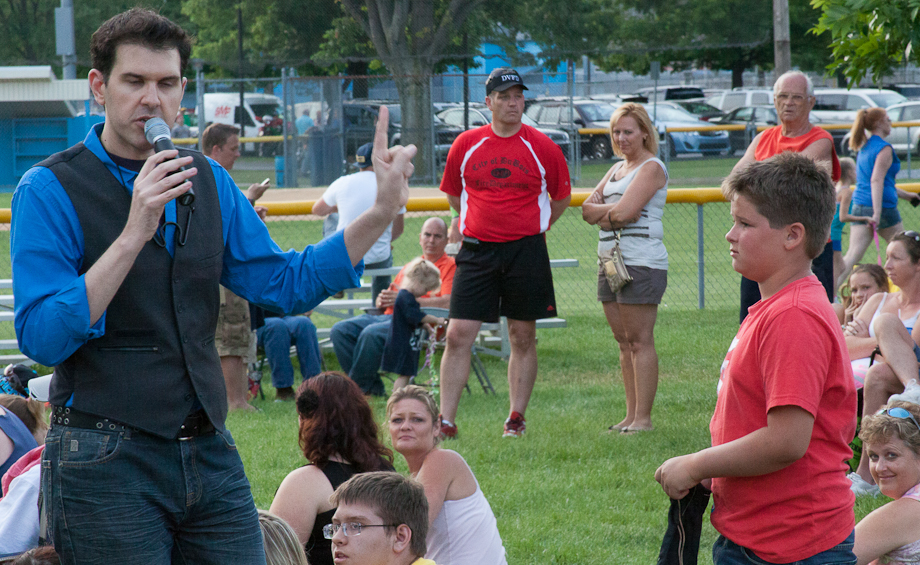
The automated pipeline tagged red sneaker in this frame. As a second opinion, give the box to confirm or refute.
[439,416,458,440]
[503,411,526,438]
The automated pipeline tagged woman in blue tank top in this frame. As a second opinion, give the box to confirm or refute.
[840,108,920,287]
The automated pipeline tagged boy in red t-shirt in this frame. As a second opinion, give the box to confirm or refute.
[656,152,857,564]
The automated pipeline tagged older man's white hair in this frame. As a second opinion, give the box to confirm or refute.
[773,70,814,97]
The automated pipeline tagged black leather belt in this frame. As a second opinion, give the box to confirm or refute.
[51,407,215,440]
[176,409,215,440]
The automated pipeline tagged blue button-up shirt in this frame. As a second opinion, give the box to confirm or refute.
[11,124,361,367]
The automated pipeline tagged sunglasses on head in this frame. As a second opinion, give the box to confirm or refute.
[901,230,920,242]
[880,406,920,433]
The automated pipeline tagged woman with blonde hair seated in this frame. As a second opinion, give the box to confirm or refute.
[854,400,920,564]
[387,385,506,565]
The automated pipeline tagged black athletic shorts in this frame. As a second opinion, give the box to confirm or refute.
[449,233,557,323]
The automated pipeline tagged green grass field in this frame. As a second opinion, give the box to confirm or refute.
[234,210,900,564]
[233,306,887,565]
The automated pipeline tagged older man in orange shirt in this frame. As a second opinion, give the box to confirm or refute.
[331,217,455,395]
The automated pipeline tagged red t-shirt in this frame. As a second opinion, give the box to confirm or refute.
[439,124,571,243]
[710,275,856,563]
[384,253,456,316]
[755,125,841,182]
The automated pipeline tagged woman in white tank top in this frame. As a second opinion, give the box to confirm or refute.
[844,231,920,495]
[387,386,506,565]
[582,103,668,434]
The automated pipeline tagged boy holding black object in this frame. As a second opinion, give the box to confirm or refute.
[656,152,857,564]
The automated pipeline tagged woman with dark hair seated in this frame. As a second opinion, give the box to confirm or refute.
[269,372,393,565]
[854,400,920,564]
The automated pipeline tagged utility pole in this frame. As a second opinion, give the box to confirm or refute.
[55,0,76,79]
[773,0,791,76]
[238,4,245,131]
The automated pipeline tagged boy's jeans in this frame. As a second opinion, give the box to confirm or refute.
[713,531,855,565]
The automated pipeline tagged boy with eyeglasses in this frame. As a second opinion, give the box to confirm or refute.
[327,471,436,565]
[656,153,857,564]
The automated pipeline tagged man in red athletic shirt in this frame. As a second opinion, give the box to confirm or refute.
[731,70,840,323]
[437,67,572,439]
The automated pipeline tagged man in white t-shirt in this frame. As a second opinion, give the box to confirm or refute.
[314,143,405,303]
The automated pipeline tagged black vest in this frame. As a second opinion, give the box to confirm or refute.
[39,144,226,438]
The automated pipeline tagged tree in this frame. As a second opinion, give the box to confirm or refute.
[593,0,831,88]
[333,0,488,181]
[811,0,918,86]
[0,0,189,73]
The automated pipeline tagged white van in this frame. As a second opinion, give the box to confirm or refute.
[202,92,282,152]
[706,89,774,112]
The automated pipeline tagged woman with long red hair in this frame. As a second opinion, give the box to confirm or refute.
[269,372,393,565]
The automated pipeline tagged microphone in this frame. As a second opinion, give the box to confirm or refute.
[144,117,195,206]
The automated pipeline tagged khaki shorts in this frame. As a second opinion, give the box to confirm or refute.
[597,265,667,304]
[215,287,253,358]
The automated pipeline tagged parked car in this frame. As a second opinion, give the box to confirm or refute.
[342,101,462,162]
[839,101,920,157]
[657,99,725,121]
[812,88,906,123]
[881,84,920,101]
[589,93,649,105]
[525,98,617,159]
[636,85,705,101]
[202,92,282,153]
[640,103,732,158]
[706,89,773,112]
[436,104,572,158]
[812,88,907,155]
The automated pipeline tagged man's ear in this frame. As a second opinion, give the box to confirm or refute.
[88,69,106,107]
[784,222,806,251]
[391,524,412,554]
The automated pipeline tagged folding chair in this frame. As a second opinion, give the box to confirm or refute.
[422,308,494,395]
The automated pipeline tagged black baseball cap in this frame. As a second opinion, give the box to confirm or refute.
[355,143,373,168]
[485,68,528,95]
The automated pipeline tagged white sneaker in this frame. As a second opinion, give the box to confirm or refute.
[889,379,920,405]
[848,472,880,497]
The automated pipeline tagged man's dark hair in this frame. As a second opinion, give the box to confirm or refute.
[202,123,241,155]
[90,8,192,82]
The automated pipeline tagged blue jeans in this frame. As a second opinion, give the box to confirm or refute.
[42,425,265,565]
[256,316,322,389]
[713,531,855,565]
[330,313,391,396]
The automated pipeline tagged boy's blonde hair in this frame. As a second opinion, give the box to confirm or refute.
[722,152,835,259]
[401,257,441,295]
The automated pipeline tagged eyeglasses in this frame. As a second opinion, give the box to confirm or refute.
[775,93,808,103]
[902,230,920,242]
[881,406,920,433]
[323,522,398,539]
